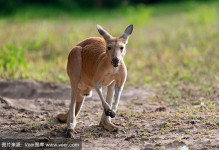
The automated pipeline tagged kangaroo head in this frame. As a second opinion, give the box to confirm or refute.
[97,24,133,67]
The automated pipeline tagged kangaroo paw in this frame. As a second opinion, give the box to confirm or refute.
[105,109,116,118]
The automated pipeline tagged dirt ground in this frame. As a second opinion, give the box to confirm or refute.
[0,80,219,150]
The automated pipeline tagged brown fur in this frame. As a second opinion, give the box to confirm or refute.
[56,25,133,137]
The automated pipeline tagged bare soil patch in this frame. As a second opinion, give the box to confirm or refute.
[0,80,219,150]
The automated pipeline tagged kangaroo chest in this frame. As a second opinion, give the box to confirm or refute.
[101,73,117,86]
[79,67,119,89]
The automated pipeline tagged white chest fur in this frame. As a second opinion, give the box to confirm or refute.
[101,66,119,86]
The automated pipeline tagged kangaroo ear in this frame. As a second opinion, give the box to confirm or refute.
[96,25,112,40]
[120,25,133,42]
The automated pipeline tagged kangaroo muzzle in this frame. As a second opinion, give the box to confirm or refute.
[111,57,120,67]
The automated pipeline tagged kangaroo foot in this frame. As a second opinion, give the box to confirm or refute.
[66,128,77,138]
[99,121,118,132]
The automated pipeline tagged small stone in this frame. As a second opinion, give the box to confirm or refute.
[155,106,166,112]
[124,134,136,141]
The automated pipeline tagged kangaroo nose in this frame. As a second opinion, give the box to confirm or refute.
[111,57,120,67]
[112,57,119,63]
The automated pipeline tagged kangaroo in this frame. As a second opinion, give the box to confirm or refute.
[57,24,133,138]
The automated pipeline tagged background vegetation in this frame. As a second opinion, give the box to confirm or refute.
[0,1,218,91]
[0,0,215,15]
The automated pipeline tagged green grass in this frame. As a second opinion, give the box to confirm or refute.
[0,45,29,79]
[0,1,219,92]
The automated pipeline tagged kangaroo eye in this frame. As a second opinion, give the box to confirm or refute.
[107,46,111,50]
[120,47,124,50]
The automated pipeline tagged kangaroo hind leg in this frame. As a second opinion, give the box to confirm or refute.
[66,46,83,138]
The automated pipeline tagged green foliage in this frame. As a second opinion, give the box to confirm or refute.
[0,0,216,15]
[0,45,28,79]
[122,4,153,27]
[0,1,218,88]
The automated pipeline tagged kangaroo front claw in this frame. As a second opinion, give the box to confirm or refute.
[105,109,116,118]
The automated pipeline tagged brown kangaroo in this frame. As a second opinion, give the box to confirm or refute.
[57,24,133,138]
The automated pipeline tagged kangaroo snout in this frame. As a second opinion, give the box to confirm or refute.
[111,57,120,67]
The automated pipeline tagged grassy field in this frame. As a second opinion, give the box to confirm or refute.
[0,1,219,101]
[0,2,219,149]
